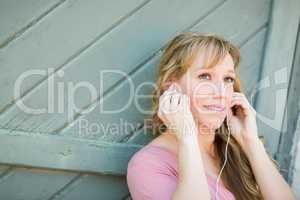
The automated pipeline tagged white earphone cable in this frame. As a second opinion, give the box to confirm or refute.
[215,116,231,200]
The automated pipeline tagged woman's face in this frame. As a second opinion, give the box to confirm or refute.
[175,52,236,131]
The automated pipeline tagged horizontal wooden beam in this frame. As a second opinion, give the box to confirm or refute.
[0,128,143,175]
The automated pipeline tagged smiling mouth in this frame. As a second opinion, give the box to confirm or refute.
[203,105,225,112]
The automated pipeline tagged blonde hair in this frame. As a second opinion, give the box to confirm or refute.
[150,31,263,200]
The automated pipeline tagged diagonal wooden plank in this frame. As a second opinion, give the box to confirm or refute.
[0,165,12,176]
[47,173,129,200]
[239,26,268,98]
[0,166,14,184]
[1,0,271,136]
[0,0,225,134]
[0,0,148,113]
[0,166,79,200]
[59,0,271,143]
[47,174,83,200]
[0,0,272,197]
[190,0,271,45]
[0,25,269,199]
[0,0,66,48]
[0,2,224,199]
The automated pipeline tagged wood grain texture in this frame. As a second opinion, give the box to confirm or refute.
[0,0,283,199]
[0,128,142,175]
[0,0,146,112]
[255,0,300,155]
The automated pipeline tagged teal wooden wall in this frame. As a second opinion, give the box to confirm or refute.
[0,0,299,199]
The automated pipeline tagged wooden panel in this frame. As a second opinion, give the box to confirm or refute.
[255,0,300,155]
[61,0,271,143]
[0,2,151,198]
[0,129,141,199]
[48,174,129,200]
[0,0,224,134]
[0,165,11,174]
[0,168,129,200]
[0,0,270,142]
[277,25,300,179]
[0,0,64,47]
[61,55,160,141]
[0,0,146,112]
[0,164,13,182]
[0,0,275,199]
[0,167,78,200]
[191,0,270,45]
[0,128,142,175]
[239,27,268,98]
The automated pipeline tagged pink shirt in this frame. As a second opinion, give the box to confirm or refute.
[127,144,236,200]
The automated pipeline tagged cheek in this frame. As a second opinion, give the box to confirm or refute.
[189,84,212,111]
[225,88,234,107]
[190,83,216,104]
[177,79,195,98]
[175,77,189,94]
[194,82,215,95]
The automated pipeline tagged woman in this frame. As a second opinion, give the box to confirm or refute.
[126,32,296,200]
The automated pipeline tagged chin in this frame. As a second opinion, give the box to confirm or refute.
[195,115,225,130]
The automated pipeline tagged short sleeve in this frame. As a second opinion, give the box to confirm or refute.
[126,149,178,200]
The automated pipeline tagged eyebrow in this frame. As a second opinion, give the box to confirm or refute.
[196,68,236,75]
[227,69,236,75]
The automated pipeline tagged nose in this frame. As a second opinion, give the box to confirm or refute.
[213,81,226,99]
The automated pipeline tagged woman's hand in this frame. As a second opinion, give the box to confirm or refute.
[157,83,198,140]
[227,92,260,151]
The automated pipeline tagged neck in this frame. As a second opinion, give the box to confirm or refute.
[164,124,217,157]
[196,123,217,157]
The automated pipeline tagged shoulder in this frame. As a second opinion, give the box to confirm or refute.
[126,135,178,200]
[127,143,174,173]
[147,133,178,156]
[127,134,177,170]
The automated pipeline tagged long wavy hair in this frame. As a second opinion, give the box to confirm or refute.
[150,32,264,200]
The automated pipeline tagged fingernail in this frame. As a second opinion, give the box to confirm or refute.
[169,84,175,90]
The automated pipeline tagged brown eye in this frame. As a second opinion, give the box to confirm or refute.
[224,76,235,83]
[198,73,210,80]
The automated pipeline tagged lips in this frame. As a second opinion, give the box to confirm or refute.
[203,104,225,112]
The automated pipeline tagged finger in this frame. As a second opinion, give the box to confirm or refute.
[161,84,176,97]
[231,95,255,113]
[232,94,250,105]
[230,99,248,109]
[159,93,172,114]
[177,93,182,105]
[232,93,251,103]
[161,89,174,100]
[230,99,251,116]
[232,92,245,97]
[170,93,180,112]
[232,94,248,102]
[181,94,190,114]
